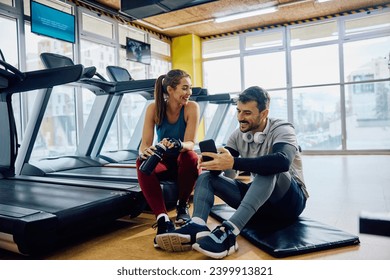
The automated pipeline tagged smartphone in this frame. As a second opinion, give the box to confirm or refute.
[199,139,221,175]
[199,139,217,162]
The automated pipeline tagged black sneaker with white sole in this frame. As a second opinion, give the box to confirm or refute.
[175,202,190,225]
[192,221,238,259]
[156,220,210,252]
[153,216,175,248]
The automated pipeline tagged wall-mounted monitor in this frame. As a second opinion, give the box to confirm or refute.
[126,37,151,65]
[30,1,75,44]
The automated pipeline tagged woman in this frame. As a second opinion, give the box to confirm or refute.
[136,69,201,248]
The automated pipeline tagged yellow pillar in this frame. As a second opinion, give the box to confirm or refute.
[171,34,205,140]
[171,34,203,87]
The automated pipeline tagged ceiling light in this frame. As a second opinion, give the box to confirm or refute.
[317,0,333,3]
[215,7,278,23]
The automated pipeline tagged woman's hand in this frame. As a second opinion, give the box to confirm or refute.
[139,145,156,160]
[161,138,174,149]
[161,138,183,152]
[139,138,183,160]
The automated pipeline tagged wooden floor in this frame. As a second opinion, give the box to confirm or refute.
[1,155,389,260]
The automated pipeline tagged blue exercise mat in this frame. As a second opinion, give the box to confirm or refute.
[210,204,360,258]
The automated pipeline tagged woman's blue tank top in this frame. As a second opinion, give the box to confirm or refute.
[156,106,186,142]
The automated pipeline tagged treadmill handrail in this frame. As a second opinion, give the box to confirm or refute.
[0,59,26,82]
[0,65,84,95]
[114,79,156,95]
[191,93,231,102]
[40,53,156,97]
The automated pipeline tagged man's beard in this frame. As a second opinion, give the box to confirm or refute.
[239,121,260,133]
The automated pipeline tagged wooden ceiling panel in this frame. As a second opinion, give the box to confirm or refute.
[91,0,390,38]
[96,0,120,10]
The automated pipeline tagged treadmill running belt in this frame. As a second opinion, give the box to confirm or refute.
[47,166,138,182]
[0,204,41,218]
[0,179,138,255]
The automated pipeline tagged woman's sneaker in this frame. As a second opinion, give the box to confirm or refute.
[192,221,238,259]
[175,202,190,225]
[156,220,210,252]
[153,216,175,248]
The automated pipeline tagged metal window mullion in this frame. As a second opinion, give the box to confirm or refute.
[74,86,83,148]
[285,26,293,124]
[338,16,347,151]
[239,35,245,91]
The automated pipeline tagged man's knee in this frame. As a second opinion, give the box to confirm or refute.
[198,171,212,180]
[194,172,213,190]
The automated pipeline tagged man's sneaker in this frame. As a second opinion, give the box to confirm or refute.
[175,202,190,225]
[192,221,238,259]
[156,220,210,252]
[153,216,175,248]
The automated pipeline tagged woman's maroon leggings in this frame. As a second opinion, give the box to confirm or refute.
[136,150,201,217]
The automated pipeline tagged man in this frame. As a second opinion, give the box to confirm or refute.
[156,86,309,259]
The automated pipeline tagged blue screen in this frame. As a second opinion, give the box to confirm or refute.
[31,1,75,44]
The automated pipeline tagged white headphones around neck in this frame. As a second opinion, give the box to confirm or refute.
[242,131,266,144]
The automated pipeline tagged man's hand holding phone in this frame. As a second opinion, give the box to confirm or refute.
[198,139,234,175]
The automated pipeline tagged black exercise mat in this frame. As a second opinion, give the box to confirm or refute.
[210,204,360,258]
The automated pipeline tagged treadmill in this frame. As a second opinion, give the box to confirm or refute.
[17,53,156,183]
[0,52,144,256]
